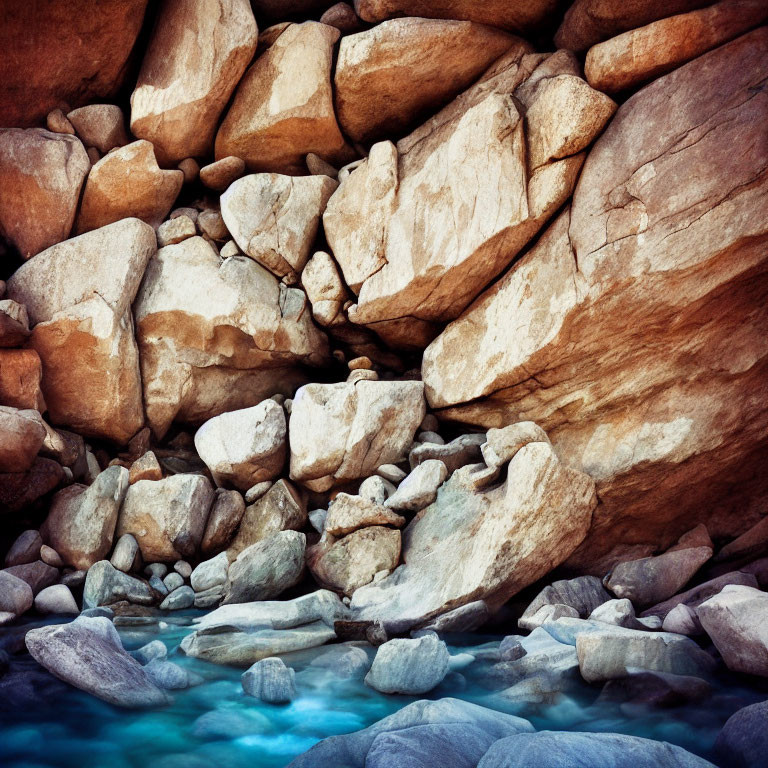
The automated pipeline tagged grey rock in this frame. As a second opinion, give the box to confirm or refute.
[61,569,87,589]
[192,708,272,740]
[160,585,195,610]
[662,604,703,636]
[0,570,33,614]
[598,667,712,708]
[376,464,406,483]
[149,574,168,595]
[309,643,372,678]
[134,640,167,664]
[174,560,192,579]
[110,533,140,573]
[419,600,490,633]
[40,544,64,568]
[163,572,184,592]
[589,598,654,630]
[384,459,447,512]
[145,659,192,690]
[241,657,296,703]
[144,563,168,579]
[519,603,579,631]
[80,606,114,619]
[82,560,155,609]
[4,560,59,594]
[190,551,229,592]
[365,633,450,695]
[499,636,526,662]
[359,475,395,505]
[409,433,486,474]
[5,529,42,567]
[194,586,224,609]
[308,508,327,533]
[715,699,768,768]
[520,575,611,626]
[34,584,78,615]
[244,480,272,504]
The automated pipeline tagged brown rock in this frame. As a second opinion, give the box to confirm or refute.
[216,22,352,175]
[129,451,163,484]
[325,493,405,537]
[199,156,246,191]
[0,457,64,512]
[0,406,46,473]
[0,300,30,347]
[156,216,196,247]
[130,0,258,165]
[0,349,45,411]
[585,0,768,94]
[0,1,149,127]
[334,18,520,144]
[201,488,246,555]
[5,530,44,568]
[422,30,768,572]
[67,104,130,154]
[177,158,199,184]
[46,109,75,135]
[320,3,361,33]
[0,128,90,259]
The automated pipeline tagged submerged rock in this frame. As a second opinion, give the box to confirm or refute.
[241,657,296,703]
[365,634,450,695]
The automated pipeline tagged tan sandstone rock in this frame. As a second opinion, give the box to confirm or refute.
[199,156,246,191]
[75,140,184,234]
[0,407,46,473]
[0,129,90,259]
[134,236,328,439]
[130,0,258,164]
[334,18,521,144]
[67,105,130,154]
[325,493,406,537]
[301,251,348,327]
[324,49,615,348]
[0,300,30,347]
[0,349,45,411]
[7,219,156,443]
[215,21,352,174]
[422,29,768,572]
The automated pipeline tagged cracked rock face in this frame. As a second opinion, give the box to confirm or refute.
[133,236,329,439]
[324,48,615,348]
[422,29,768,572]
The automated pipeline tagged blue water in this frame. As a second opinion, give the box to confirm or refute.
[0,613,763,768]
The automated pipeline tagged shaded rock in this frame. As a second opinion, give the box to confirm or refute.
[46,108,75,134]
[41,466,129,570]
[34,584,78,615]
[130,0,258,165]
[289,379,425,490]
[301,250,348,327]
[325,493,405,536]
[201,489,246,555]
[216,21,351,175]
[159,585,195,610]
[242,657,296,703]
[598,668,712,709]
[83,560,155,609]
[309,643,372,678]
[5,529,43,567]
[75,140,183,233]
[0,456,63,512]
[0,348,46,411]
[4,560,58,595]
[358,476,395,505]
[199,156,246,191]
[0,571,33,615]
[365,634,450,694]
[117,474,215,562]
[174,560,192,578]
[662,604,703,636]
[191,552,229,593]
[134,640,167,665]
[713,516,768,569]
[194,400,287,490]
[221,173,337,282]
[334,18,519,144]
[320,3,360,32]
[409,433,486,474]
[384,459,446,512]
[133,236,327,439]
[0,128,89,259]
[0,300,30,347]
[129,451,163,484]
[715,699,768,768]
[419,601,490,633]
[67,104,129,154]
[225,530,306,603]
[40,545,63,569]
[144,659,192,690]
[519,604,580,632]
[163,573,184,592]
[589,598,656,631]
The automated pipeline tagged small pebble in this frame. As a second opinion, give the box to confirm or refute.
[46,108,75,135]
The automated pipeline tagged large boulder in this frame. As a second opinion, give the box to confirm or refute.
[365,633,449,694]
[289,379,425,491]
[215,21,351,174]
[0,1,149,127]
[130,0,258,165]
[0,128,89,259]
[116,475,215,562]
[351,439,596,630]
[6,218,156,442]
[133,236,328,438]
[715,700,768,768]
[324,48,615,348]
[41,466,129,570]
[0,407,46,473]
[422,30,768,572]
[334,18,521,144]
[0,349,45,411]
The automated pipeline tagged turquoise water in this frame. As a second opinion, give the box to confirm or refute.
[0,613,763,768]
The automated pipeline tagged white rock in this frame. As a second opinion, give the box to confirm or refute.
[365,633,450,694]
[384,459,447,512]
[241,657,296,703]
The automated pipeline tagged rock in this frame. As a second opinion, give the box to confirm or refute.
[191,552,229,593]
[308,527,401,596]
[245,480,273,503]
[194,400,287,490]
[0,456,64,512]
[309,509,327,534]
[325,493,405,536]
[133,236,327,439]
[75,140,183,233]
[0,299,30,347]
[117,475,214,563]
[5,529,43,567]
[46,108,75,135]
[334,18,520,144]
[83,561,155,609]
[134,640,167,664]
[599,667,712,709]
[520,577,614,630]
[41,466,129,570]
[129,451,163,484]
[225,531,306,603]
[359,476,395,505]
[156,216,196,247]
[39,546,62,569]
[130,0,258,165]
[227,479,306,557]
[377,464,407,484]
[605,546,713,607]
[697,585,768,676]
[159,585,195,610]
[0,571,33,615]
[216,21,351,175]
[61,570,87,590]
[163,573,184,592]
[662,604,703,636]
[192,709,272,740]
[477,731,715,768]
[424,29,768,571]
[352,443,596,630]
[34,584,78,615]
[713,516,768,568]
[419,601,491,633]
[4,560,58,595]
[149,575,167,596]
[0,349,46,412]
[144,563,168,579]
[174,560,192,579]
[144,659,192,690]
[201,489,246,555]
[67,104,129,154]
[301,250,348,327]
[384,460,447,512]
[0,128,90,259]
[242,657,296,703]
[221,173,337,282]
[6,218,156,443]
[25,617,170,708]
[519,604,580,632]
[576,625,716,683]
[589,599,656,631]
[365,634,449,694]
[324,49,614,347]
[199,156,246,191]
[320,3,360,32]
[409,433,486,474]
[289,380,425,490]
[715,700,768,768]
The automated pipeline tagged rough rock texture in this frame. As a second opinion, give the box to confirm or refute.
[0,349,45,411]
[75,140,183,233]
[384,460,447,512]
[67,104,129,154]
[365,634,450,694]
[0,570,33,615]
[334,18,520,144]
[325,494,405,537]
[351,441,596,629]
[6,218,156,442]
[221,173,337,282]
[289,380,425,491]
[216,22,351,174]
[199,490,245,556]
[521,576,611,625]
[4,529,43,567]
[324,49,615,347]
[241,657,296,703]
[715,700,768,768]
[0,407,46,473]
[195,400,287,490]
[130,0,259,164]
[301,251,348,327]
[424,30,768,571]
[83,561,155,608]
[0,1,149,127]
[134,236,328,438]
[0,299,31,347]
[0,129,89,259]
